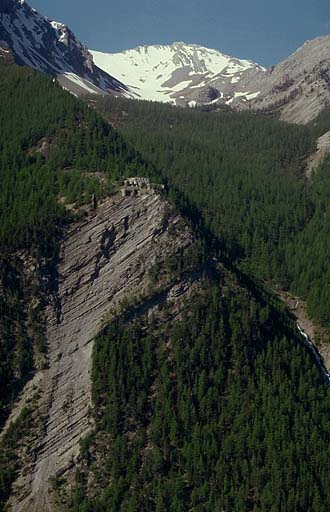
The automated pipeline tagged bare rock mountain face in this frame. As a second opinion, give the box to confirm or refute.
[243,36,330,124]
[4,189,199,511]
[0,39,14,63]
[198,35,330,124]
[305,129,330,177]
[0,0,128,96]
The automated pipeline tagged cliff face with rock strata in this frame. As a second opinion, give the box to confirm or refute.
[5,189,194,511]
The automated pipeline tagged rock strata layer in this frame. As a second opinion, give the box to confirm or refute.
[8,191,193,511]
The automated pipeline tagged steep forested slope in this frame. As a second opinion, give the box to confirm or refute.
[93,96,330,327]
[0,62,153,255]
[285,158,330,325]
[67,275,330,512]
[1,61,330,512]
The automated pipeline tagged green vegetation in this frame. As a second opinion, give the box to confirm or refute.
[285,156,330,325]
[1,61,330,511]
[0,62,156,432]
[69,279,330,512]
[94,95,330,326]
[0,63,156,504]
[0,63,153,256]
[0,408,32,511]
[0,255,40,425]
[309,108,330,139]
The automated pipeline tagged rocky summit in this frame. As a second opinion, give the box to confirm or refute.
[240,35,330,123]
[0,0,127,96]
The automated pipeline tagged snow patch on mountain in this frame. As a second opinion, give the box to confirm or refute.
[92,42,265,104]
[62,73,99,94]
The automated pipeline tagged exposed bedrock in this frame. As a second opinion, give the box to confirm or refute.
[8,191,193,511]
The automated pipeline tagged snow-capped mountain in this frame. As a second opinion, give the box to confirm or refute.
[92,42,265,105]
[93,38,330,124]
[2,0,330,124]
[0,0,127,96]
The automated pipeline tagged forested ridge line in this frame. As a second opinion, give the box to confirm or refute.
[0,62,161,256]
[92,95,330,329]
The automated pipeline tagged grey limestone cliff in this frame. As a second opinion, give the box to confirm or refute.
[243,36,330,124]
[6,190,193,511]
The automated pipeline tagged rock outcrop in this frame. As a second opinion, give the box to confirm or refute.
[242,36,330,124]
[7,190,193,511]
[279,291,330,374]
[305,130,330,177]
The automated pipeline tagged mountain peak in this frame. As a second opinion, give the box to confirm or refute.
[0,0,127,96]
[171,41,193,46]
[92,42,264,104]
